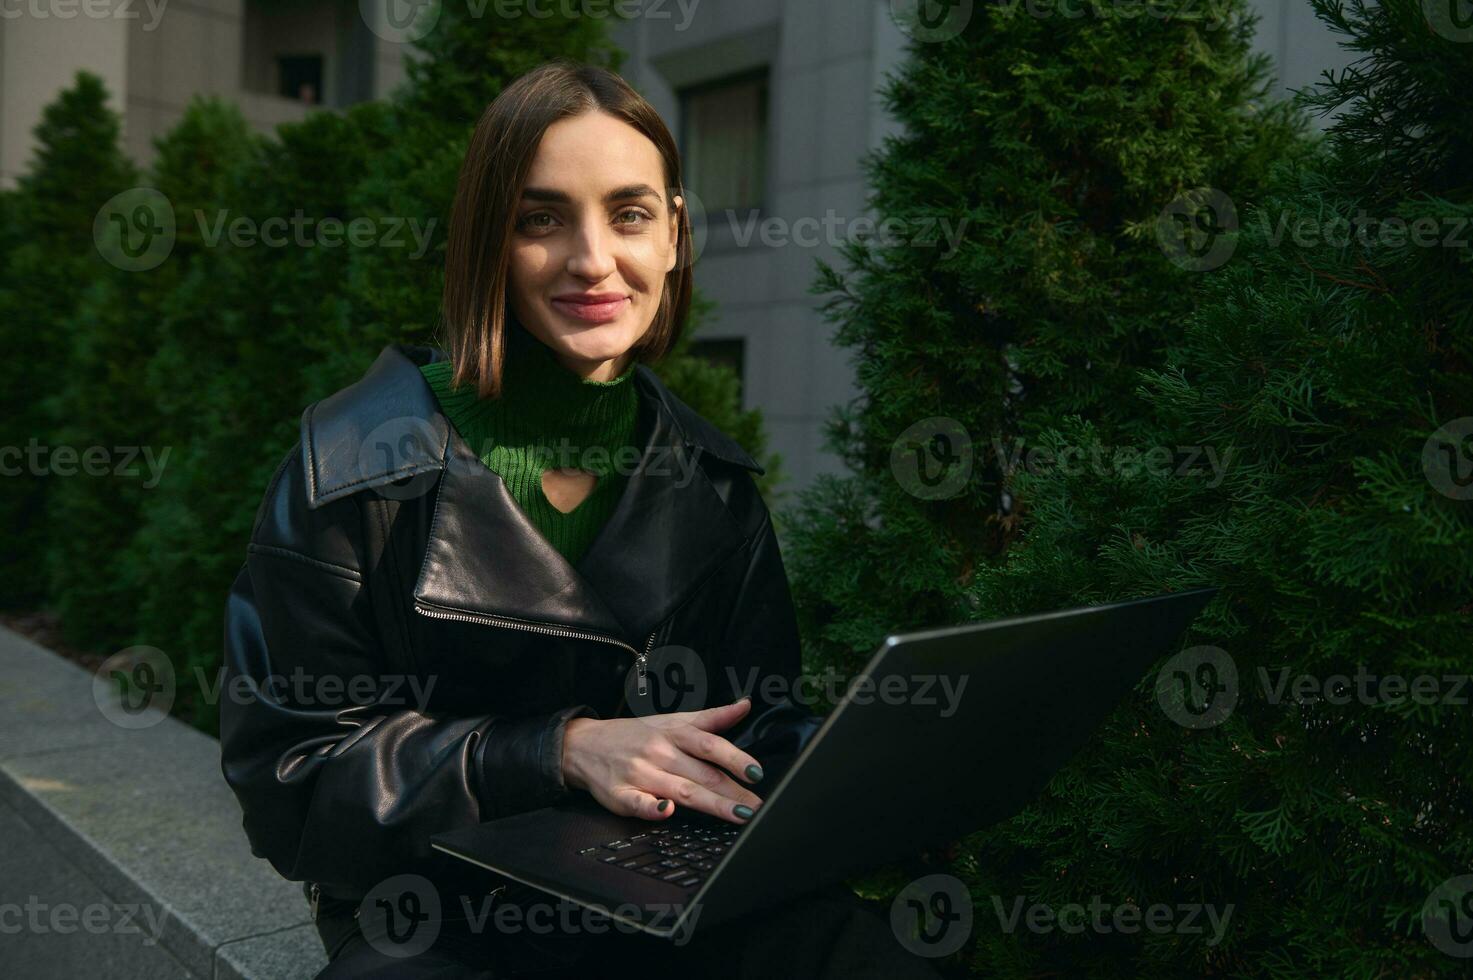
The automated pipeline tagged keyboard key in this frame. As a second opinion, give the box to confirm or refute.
[660,869,690,882]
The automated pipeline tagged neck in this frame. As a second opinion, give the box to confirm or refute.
[425,326,641,477]
[557,347,634,382]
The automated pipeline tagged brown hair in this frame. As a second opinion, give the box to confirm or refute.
[439,59,692,399]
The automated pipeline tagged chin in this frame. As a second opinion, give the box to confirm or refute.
[543,321,643,364]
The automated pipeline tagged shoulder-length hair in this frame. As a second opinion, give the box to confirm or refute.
[439,59,693,399]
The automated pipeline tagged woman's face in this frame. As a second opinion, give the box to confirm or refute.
[507,110,683,382]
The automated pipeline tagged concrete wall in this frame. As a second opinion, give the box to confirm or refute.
[0,626,326,978]
[611,0,909,497]
[611,0,1355,497]
[0,0,410,188]
[0,6,130,186]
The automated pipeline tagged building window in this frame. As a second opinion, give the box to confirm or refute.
[687,338,747,402]
[679,70,768,216]
[278,55,324,104]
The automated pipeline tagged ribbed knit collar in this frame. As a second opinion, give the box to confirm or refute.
[421,325,640,477]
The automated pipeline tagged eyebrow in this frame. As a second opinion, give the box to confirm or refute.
[519,183,664,206]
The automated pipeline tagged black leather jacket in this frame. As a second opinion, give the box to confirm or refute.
[218,342,821,905]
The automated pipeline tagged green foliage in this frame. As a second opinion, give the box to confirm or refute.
[0,72,137,608]
[785,1,1305,680]
[44,96,261,653]
[792,0,1472,975]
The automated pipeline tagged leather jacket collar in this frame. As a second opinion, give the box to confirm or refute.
[296,343,767,647]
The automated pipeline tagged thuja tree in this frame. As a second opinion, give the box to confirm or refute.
[954,0,1473,975]
[122,102,383,729]
[784,2,1304,678]
[45,96,260,653]
[0,72,136,609]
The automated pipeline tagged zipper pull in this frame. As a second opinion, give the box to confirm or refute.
[636,631,656,697]
[309,882,320,922]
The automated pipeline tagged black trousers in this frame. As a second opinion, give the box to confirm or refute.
[313,881,949,980]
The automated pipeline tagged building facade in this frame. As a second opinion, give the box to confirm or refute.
[1,0,1348,493]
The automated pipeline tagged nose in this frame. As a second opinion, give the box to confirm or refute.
[565,215,620,280]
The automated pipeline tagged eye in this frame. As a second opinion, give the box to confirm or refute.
[516,207,656,234]
[616,208,655,226]
[518,212,555,232]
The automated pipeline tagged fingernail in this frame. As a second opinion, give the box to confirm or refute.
[657,799,669,812]
[735,695,752,705]
[745,764,764,783]
[733,804,754,820]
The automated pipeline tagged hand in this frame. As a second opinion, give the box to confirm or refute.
[560,697,766,824]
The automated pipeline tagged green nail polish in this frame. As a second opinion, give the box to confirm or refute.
[657,799,669,812]
[733,804,754,820]
[745,764,764,783]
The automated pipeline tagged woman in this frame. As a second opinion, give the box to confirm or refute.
[219,61,945,979]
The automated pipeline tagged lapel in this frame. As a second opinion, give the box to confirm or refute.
[301,343,764,649]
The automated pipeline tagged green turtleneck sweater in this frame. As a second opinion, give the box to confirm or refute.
[418,326,641,566]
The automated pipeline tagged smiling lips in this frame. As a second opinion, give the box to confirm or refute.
[551,293,629,323]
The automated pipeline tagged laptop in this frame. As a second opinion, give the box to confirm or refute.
[431,588,1216,944]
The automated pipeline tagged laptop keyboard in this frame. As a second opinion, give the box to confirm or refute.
[576,819,742,889]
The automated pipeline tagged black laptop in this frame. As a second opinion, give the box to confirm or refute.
[431,588,1216,944]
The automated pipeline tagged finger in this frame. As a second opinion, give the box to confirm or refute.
[681,696,753,733]
[608,784,675,821]
[668,723,767,789]
[646,772,763,825]
[660,746,763,811]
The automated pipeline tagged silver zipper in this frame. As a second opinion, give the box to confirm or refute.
[309,882,320,922]
[415,599,642,655]
[636,630,657,696]
[415,599,657,689]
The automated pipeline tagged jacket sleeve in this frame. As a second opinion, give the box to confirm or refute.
[218,444,594,896]
[719,503,824,776]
